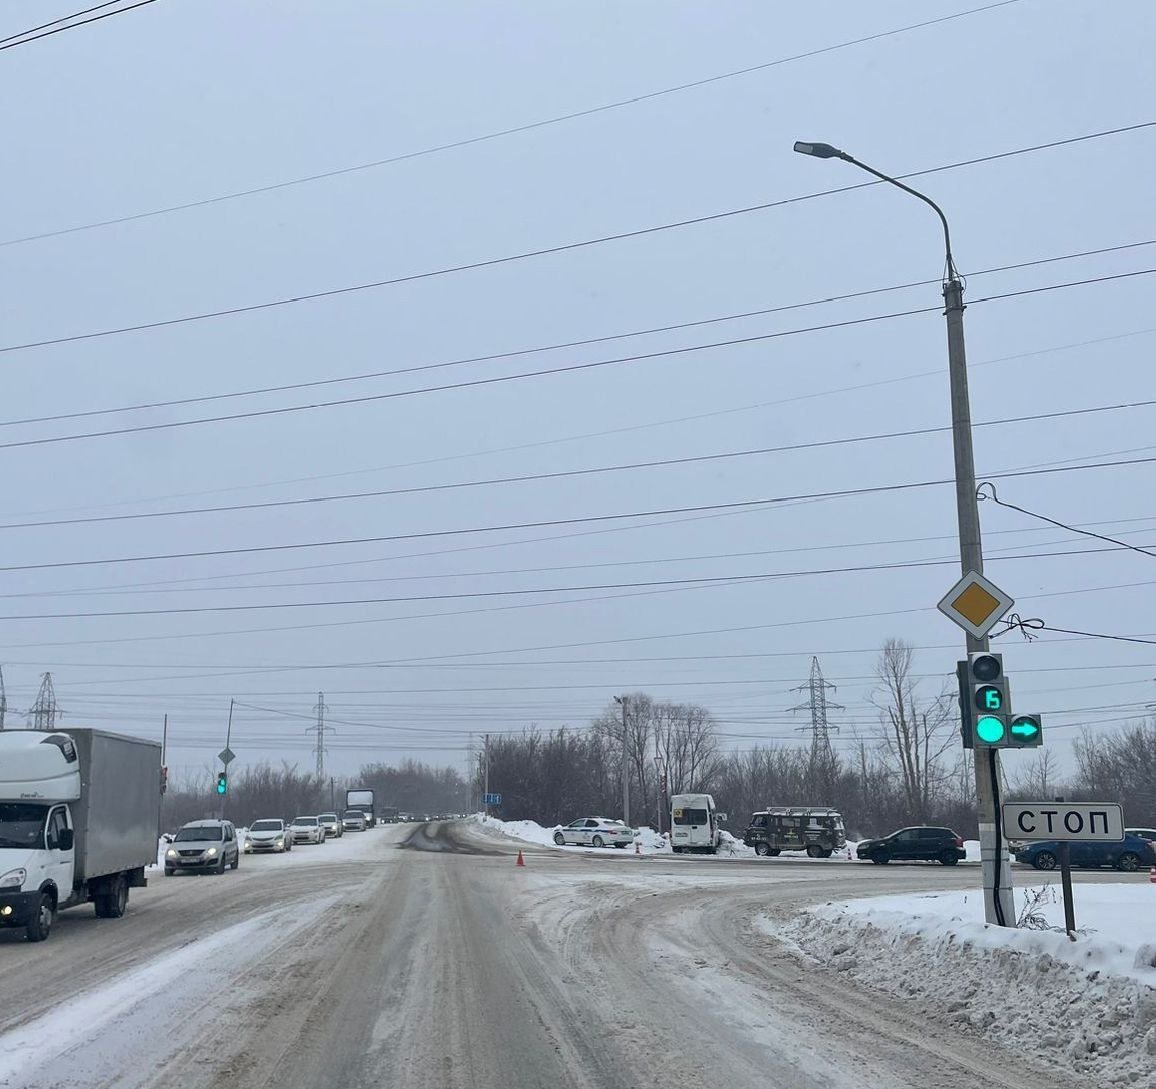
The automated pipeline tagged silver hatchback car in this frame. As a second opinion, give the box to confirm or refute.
[165,820,241,874]
[244,818,292,853]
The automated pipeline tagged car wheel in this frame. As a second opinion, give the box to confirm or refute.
[806,844,824,859]
[164,866,175,876]
[231,853,239,870]
[553,832,566,846]
[754,842,772,857]
[25,894,53,943]
[939,851,959,866]
[871,852,890,865]
[592,835,605,848]
[1116,851,1141,872]
[216,855,227,874]
[1033,850,1058,871]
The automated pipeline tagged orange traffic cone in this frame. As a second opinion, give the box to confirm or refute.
[1148,866,1156,884]
[516,849,525,867]
[635,841,641,855]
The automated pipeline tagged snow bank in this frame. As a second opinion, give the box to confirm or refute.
[765,882,1156,1086]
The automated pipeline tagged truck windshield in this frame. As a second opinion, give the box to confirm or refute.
[0,802,49,848]
[673,808,709,825]
[175,825,223,841]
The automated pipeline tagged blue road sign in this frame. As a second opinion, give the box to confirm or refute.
[484,792,502,806]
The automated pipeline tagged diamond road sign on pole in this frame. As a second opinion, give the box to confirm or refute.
[937,570,1014,640]
[218,747,235,765]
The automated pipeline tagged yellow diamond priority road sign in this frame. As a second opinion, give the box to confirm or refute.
[936,571,1014,639]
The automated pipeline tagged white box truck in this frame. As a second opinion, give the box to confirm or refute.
[345,788,376,828]
[0,728,161,942]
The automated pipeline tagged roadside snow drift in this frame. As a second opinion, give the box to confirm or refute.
[767,883,1156,1087]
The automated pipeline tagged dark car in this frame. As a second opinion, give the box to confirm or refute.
[1015,833,1155,872]
[857,826,966,866]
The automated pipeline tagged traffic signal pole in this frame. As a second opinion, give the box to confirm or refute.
[792,140,1015,926]
[945,277,1015,927]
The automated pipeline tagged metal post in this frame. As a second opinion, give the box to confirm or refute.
[616,696,631,826]
[791,140,1015,927]
[222,699,233,821]
[157,713,168,847]
[945,277,1014,927]
[1055,795,1077,938]
[483,733,490,816]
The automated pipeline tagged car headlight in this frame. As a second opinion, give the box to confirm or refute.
[0,868,27,890]
[274,837,283,845]
[206,847,218,856]
[166,848,178,858]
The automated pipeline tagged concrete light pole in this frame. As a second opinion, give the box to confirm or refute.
[614,695,630,826]
[792,140,1014,926]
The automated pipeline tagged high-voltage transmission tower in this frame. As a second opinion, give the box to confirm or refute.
[309,692,334,778]
[29,672,59,731]
[791,657,842,772]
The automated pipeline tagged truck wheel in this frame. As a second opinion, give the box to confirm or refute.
[26,894,53,942]
[95,878,129,919]
[806,845,824,859]
[755,842,772,857]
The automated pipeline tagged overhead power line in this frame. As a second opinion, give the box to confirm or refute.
[3,122,1152,358]
[2,453,1154,576]
[3,237,1150,431]
[2,394,1153,531]
[0,0,159,52]
[0,0,124,45]
[4,266,1155,454]
[0,1,1023,246]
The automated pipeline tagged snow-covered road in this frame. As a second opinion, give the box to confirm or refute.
[0,820,1144,1089]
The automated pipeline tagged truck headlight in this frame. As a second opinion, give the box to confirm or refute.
[0,868,27,890]
[166,848,178,858]
[206,847,218,857]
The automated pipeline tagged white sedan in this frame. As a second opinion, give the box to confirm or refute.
[289,816,326,845]
[553,817,636,849]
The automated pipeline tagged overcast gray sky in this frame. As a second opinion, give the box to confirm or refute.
[2,0,1154,783]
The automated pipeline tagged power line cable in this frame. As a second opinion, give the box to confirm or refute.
[4,266,1155,455]
[3,122,1152,357]
[4,450,1156,575]
[0,0,124,45]
[3,538,1154,621]
[3,450,1155,575]
[0,1,1024,245]
[13,321,1154,529]
[5,237,1150,430]
[0,0,158,52]
[978,481,1156,560]
[4,394,1152,531]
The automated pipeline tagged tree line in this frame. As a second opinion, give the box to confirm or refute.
[160,759,468,831]
[478,639,1156,838]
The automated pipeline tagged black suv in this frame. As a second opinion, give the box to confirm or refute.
[856,826,966,865]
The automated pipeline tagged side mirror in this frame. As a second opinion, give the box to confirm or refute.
[716,813,728,823]
[58,829,75,852]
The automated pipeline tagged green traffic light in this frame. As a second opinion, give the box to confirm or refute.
[975,714,1006,744]
[1010,717,1040,740]
[216,775,227,795]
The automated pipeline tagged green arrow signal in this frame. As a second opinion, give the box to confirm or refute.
[1010,718,1040,740]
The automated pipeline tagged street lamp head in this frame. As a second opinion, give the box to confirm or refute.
[793,140,846,160]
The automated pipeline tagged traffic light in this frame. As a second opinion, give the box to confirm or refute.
[965,652,1010,748]
[1009,713,1043,748]
[216,772,228,795]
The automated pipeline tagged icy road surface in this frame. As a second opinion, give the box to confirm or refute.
[0,820,1133,1089]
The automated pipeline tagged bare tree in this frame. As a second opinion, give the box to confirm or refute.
[872,638,958,821]
[1010,749,1057,798]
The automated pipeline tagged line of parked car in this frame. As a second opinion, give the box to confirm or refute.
[163,809,371,875]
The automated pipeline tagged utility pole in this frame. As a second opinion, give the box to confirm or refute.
[221,699,234,821]
[158,714,168,845]
[29,672,59,731]
[483,733,490,816]
[614,695,630,826]
[793,139,1014,925]
[0,665,6,730]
